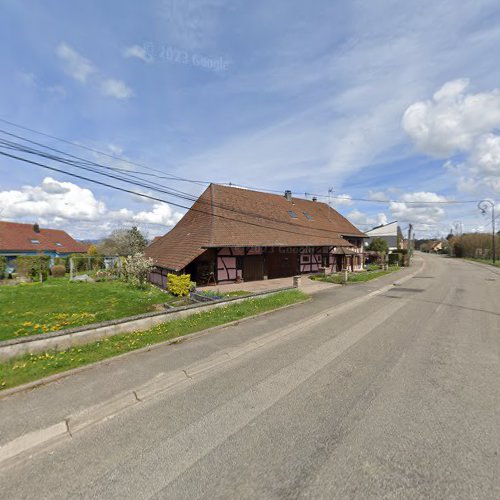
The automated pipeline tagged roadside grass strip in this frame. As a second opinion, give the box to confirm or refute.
[0,289,308,390]
[311,266,400,284]
[464,257,500,268]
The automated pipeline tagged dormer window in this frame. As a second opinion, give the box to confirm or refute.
[303,212,313,221]
[30,239,40,244]
[287,210,298,219]
[55,242,63,247]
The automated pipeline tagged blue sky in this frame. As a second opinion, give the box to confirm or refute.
[1,0,500,239]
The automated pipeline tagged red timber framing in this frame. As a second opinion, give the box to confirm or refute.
[206,241,364,285]
[150,239,364,288]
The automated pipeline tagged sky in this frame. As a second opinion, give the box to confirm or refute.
[1,0,500,240]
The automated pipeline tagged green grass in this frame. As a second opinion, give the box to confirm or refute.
[464,257,500,268]
[0,289,308,390]
[311,266,400,284]
[0,278,169,341]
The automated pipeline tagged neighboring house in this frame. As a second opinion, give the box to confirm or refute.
[145,184,367,286]
[430,240,444,253]
[0,221,88,272]
[365,221,404,251]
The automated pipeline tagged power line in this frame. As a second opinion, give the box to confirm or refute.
[0,135,364,237]
[0,117,210,186]
[0,117,484,206]
[0,150,363,243]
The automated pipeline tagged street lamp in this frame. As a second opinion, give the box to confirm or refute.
[477,200,496,264]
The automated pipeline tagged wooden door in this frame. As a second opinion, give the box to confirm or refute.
[243,255,264,281]
[266,249,299,279]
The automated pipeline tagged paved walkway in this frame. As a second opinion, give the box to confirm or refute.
[197,274,340,294]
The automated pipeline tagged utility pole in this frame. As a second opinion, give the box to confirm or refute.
[478,200,496,264]
[407,224,413,266]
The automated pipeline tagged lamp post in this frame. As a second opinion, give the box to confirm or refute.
[477,200,496,264]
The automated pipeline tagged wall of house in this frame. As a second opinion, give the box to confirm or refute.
[153,242,365,287]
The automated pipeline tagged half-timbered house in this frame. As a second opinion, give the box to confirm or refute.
[146,184,366,286]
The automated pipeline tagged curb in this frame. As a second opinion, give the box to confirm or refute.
[0,259,425,466]
[460,258,500,276]
[0,297,311,400]
[0,286,295,360]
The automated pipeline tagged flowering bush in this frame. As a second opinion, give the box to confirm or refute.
[123,253,155,288]
[95,269,118,282]
[167,273,191,296]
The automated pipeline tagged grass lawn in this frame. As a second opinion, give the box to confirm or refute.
[311,266,400,284]
[464,257,500,268]
[0,278,169,341]
[0,289,308,390]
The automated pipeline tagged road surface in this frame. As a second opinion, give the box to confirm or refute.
[1,253,499,498]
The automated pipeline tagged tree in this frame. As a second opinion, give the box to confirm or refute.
[97,226,148,256]
[367,238,389,254]
[87,244,98,256]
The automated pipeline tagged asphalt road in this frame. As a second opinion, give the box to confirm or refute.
[1,253,499,499]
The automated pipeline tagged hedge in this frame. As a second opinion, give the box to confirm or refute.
[0,256,6,279]
[15,255,51,281]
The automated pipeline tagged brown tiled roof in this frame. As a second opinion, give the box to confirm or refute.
[146,184,366,271]
[0,221,88,253]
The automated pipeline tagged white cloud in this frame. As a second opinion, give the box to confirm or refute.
[344,209,388,228]
[56,42,133,100]
[133,203,183,226]
[56,42,96,83]
[332,194,353,207]
[100,79,133,100]
[0,177,182,238]
[403,79,500,193]
[123,45,152,63]
[389,191,447,226]
[403,79,500,157]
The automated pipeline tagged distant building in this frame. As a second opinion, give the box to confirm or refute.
[146,184,367,286]
[0,221,88,271]
[365,221,404,251]
[430,241,444,253]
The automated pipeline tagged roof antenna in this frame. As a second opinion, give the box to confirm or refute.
[327,186,334,222]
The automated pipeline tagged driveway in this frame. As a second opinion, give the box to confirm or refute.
[197,273,339,294]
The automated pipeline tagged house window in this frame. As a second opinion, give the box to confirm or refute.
[303,212,313,221]
[30,239,40,244]
[55,242,63,247]
[287,210,298,218]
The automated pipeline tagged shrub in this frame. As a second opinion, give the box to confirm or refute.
[95,269,118,282]
[388,253,400,266]
[123,253,155,288]
[0,255,6,279]
[70,253,88,272]
[167,273,191,297]
[15,255,51,281]
[69,253,104,273]
[50,265,66,277]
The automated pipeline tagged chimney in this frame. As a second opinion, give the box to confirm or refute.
[284,190,292,202]
[33,223,40,233]
[312,196,317,202]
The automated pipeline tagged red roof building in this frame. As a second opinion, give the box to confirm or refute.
[0,221,88,259]
[146,184,367,286]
